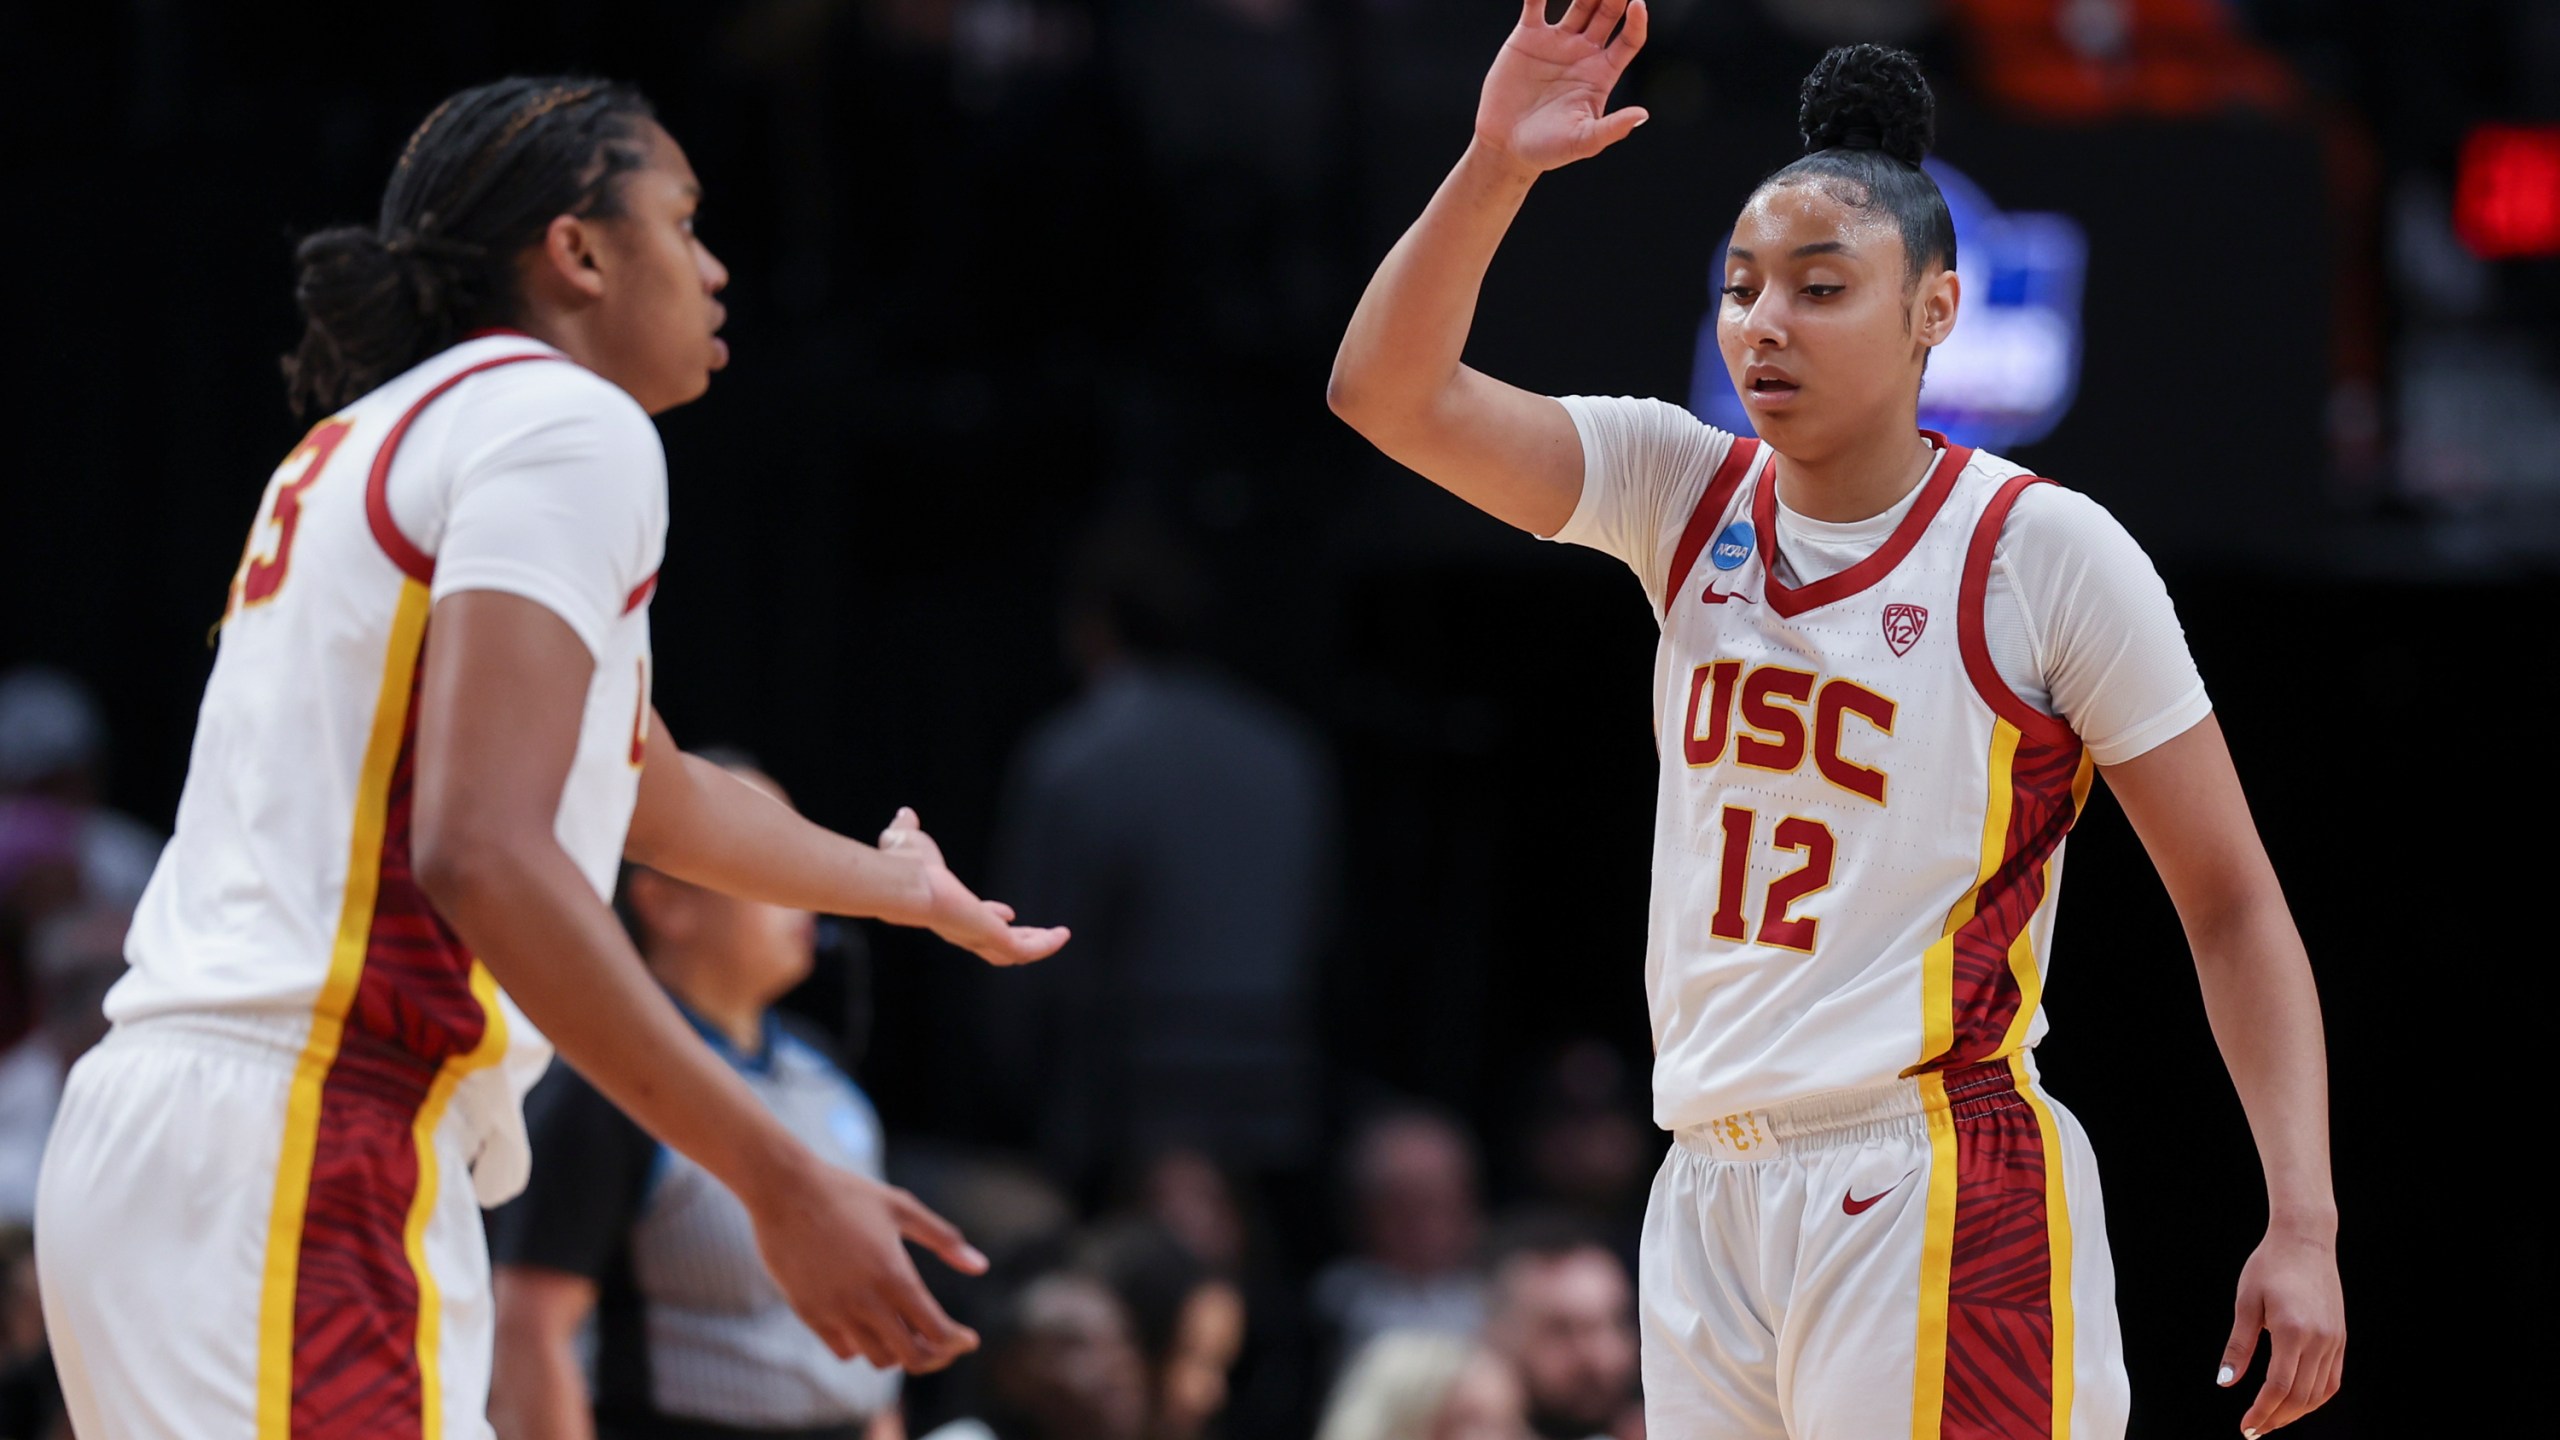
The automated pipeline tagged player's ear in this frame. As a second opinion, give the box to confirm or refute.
[530,213,607,303]
[1914,263,1958,350]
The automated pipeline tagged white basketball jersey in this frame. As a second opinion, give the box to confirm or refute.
[1645,435,2093,1131]
[113,333,663,1202]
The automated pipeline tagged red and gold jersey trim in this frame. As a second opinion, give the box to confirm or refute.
[1912,719,2093,1076]
[1663,438,1765,617]
[1958,474,2076,747]
[255,581,515,1436]
[363,353,560,584]
[1760,431,1973,618]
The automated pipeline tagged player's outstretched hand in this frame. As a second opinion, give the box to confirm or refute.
[1477,0,1651,173]
[877,806,1068,966]
[2217,1227,2345,1435]
[746,1155,989,1373]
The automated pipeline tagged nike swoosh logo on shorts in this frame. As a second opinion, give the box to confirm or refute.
[1843,1177,1911,1215]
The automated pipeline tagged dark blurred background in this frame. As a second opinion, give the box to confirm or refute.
[3,1,2555,1437]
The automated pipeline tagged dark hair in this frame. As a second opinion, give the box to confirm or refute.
[1076,1219,1210,1371]
[1752,45,1955,288]
[1485,1209,1615,1280]
[282,76,658,415]
[1067,511,1210,660]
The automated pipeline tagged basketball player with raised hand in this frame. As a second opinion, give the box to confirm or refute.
[35,78,1066,1439]
[1329,6,2342,1437]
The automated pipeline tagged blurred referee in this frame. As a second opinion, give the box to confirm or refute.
[489,754,902,1440]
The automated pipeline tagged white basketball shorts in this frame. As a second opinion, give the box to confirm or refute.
[1640,1055,2129,1440]
[36,1013,499,1440]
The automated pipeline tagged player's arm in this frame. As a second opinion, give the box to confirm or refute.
[625,719,1066,968]
[1325,0,1649,537]
[2101,718,2344,1436]
[413,590,985,1375]
[487,1266,598,1440]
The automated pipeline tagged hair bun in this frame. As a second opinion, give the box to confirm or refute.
[283,225,479,416]
[1797,44,1935,166]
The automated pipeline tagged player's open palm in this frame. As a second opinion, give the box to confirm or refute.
[2221,1231,2345,1434]
[1477,0,1651,172]
[749,1161,989,1373]
[877,806,1068,966]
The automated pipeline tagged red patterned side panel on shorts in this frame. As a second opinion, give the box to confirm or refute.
[293,1043,433,1439]
[1941,1074,2057,1439]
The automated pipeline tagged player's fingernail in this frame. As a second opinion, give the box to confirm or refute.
[961,1244,989,1270]
[2243,1429,2259,1439]
[2218,1365,2235,1387]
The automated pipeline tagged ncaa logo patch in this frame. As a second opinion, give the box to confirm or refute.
[1882,603,1929,656]
[1710,521,1754,571]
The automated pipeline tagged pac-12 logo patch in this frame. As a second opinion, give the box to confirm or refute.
[1882,603,1929,656]
[1710,521,1754,571]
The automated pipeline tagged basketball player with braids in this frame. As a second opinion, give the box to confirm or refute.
[1329,7,2343,1437]
[35,78,1067,1439]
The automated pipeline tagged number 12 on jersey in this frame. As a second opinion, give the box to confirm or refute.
[1709,807,1835,954]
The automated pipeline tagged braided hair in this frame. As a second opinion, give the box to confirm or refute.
[281,77,657,415]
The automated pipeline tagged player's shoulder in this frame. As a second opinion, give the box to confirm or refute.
[1958,447,2155,567]
[453,341,653,436]
[1558,394,1739,470]
[340,334,653,456]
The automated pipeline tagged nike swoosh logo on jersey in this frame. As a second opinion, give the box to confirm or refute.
[1843,1175,1912,1215]
[1701,586,1755,605]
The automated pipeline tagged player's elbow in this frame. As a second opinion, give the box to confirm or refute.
[413,812,530,919]
[412,827,487,916]
[1325,363,1414,449]
[1324,362,1370,428]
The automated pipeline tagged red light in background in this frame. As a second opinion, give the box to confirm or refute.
[2454,124,2560,260]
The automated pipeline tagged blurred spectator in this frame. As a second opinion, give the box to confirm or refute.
[0,668,162,1049]
[0,906,126,1226]
[1479,1217,1637,1440]
[0,1220,64,1440]
[1313,1332,1526,1440]
[892,1148,1083,1438]
[1942,0,2298,118]
[1122,1146,1312,1440]
[986,515,1333,1187]
[0,668,161,912]
[1132,1148,1250,1278]
[921,1269,1150,1440]
[1309,1109,1486,1374]
[1511,1041,1656,1279]
[487,758,902,1440]
[1076,1220,1244,1440]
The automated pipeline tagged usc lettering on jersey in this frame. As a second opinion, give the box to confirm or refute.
[1644,435,2092,1131]
[114,333,665,1205]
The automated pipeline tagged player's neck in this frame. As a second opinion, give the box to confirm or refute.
[1770,427,1940,524]
[508,309,649,412]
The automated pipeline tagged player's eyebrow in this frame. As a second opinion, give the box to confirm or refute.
[1727,242,1852,264]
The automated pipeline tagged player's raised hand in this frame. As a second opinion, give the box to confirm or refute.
[1477,0,1651,173]
[2218,1229,2345,1435]
[877,806,1068,966]
[745,1156,989,1373]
